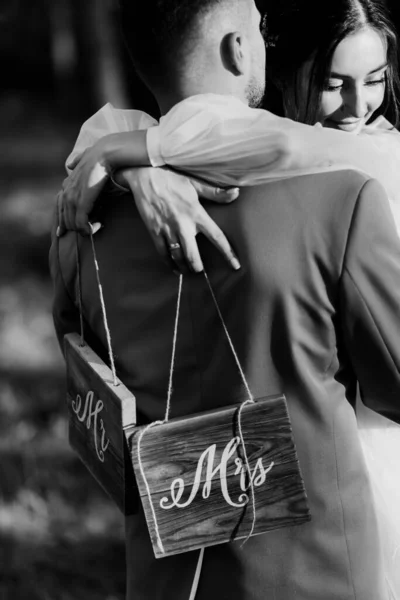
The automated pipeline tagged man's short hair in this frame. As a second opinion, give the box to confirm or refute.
[118,0,235,83]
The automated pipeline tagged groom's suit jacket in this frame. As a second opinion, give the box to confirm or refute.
[50,169,400,600]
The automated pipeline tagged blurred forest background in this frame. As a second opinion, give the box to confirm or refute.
[0,1,156,599]
[1,0,400,599]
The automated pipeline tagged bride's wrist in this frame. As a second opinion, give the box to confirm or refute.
[102,131,150,170]
[99,134,126,171]
[112,166,150,192]
[113,167,132,190]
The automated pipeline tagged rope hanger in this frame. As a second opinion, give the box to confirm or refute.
[75,226,258,595]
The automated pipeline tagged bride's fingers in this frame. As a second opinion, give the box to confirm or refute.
[66,151,85,171]
[75,189,101,235]
[63,195,76,233]
[167,236,191,274]
[147,230,179,274]
[75,171,109,235]
[199,212,241,271]
[190,179,240,204]
[56,191,66,237]
[178,231,204,273]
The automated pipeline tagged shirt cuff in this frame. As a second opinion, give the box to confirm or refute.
[146,126,165,167]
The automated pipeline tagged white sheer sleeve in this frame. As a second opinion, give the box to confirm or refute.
[65,103,157,174]
[65,95,400,227]
[146,94,400,207]
[359,117,400,234]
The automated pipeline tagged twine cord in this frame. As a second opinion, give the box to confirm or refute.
[237,400,257,545]
[89,226,118,386]
[188,547,205,600]
[203,271,254,404]
[203,270,256,545]
[75,233,85,345]
[136,274,184,555]
[165,273,183,423]
[84,227,257,590]
[137,270,257,562]
[137,420,166,555]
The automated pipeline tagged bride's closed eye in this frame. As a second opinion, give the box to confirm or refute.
[364,65,388,88]
[324,77,386,92]
[365,77,386,87]
[324,80,344,92]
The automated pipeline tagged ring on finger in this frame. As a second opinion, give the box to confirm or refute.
[169,242,181,252]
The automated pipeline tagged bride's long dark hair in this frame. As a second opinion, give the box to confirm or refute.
[264,0,400,127]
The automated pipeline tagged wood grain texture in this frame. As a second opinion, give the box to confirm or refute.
[65,333,138,515]
[129,394,310,558]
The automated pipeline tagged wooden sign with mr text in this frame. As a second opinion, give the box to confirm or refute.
[65,332,138,514]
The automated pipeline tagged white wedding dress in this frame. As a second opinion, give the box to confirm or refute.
[68,94,400,598]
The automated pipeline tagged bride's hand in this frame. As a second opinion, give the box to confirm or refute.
[57,131,149,236]
[120,167,241,273]
[57,141,112,237]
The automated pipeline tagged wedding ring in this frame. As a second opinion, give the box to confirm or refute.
[169,242,181,251]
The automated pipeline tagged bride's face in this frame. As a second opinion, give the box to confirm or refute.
[318,27,387,134]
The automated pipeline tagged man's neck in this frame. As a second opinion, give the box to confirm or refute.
[155,77,246,116]
[157,92,189,116]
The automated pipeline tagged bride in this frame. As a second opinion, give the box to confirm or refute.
[59,0,400,596]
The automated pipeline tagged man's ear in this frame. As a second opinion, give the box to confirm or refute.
[221,31,247,76]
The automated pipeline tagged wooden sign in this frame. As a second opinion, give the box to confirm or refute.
[65,333,310,558]
[65,332,138,514]
[129,394,310,558]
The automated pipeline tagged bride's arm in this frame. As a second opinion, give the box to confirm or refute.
[59,96,400,269]
[64,95,400,192]
[58,98,288,240]
[142,96,400,204]
[58,129,150,235]
[58,102,241,272]
[59,156,240,273]
[65,103,157,173]
[59,103,155,235]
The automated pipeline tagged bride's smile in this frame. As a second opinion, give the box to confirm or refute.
[319,27,388,134]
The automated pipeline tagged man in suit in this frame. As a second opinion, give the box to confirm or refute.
[50,0,400,598]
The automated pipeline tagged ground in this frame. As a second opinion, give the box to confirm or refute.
[0,95,126,600]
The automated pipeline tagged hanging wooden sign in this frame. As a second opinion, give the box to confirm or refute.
[66,331,310,558]
[128,394,310,558]
[64,231,311,562]
[65,332,138,514]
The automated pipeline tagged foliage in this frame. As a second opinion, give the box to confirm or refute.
[0,100,125,600]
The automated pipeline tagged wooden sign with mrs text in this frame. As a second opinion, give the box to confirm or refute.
[65,332,138,514]
[129,394,310,558]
